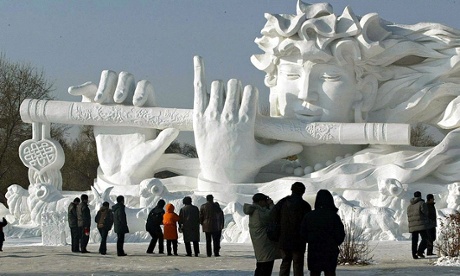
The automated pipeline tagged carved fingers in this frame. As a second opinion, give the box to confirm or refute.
[68,70,157,107]
[193,56,258,125]
[193,55,208,115]
[222,79,242,122]
[95,70,118,103]
[133,80,157,107]
[68,81,98,103]
[240,84,258,124]
[114,71,136,104]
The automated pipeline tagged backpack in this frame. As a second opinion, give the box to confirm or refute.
[146,208,163,231]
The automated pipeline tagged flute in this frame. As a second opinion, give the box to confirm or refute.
[20,99,411,145]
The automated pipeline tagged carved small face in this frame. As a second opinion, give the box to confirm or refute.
[272,58,357,123]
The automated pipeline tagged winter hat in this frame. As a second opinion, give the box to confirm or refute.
[252,193,269,203]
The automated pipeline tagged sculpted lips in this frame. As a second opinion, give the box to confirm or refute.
[295,105,322,122]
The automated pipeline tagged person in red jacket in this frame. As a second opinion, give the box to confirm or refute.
[163,203,180,256]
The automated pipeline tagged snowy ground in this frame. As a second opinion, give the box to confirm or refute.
[2,239,460,275]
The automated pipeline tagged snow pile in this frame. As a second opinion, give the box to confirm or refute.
[434,256,460,266]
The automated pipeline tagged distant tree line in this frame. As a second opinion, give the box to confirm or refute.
[0,54,53,198]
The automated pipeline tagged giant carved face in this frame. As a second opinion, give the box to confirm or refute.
[273,57,358,123]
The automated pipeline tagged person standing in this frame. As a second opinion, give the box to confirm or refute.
[407,191,430,259]
[77,194,91,253]
[301,190,345,276]
[271,182,311,276]
[0,217,7,251]
[163,203,180,256]
[113,195,129,257]
[146,199,166,254]
[426,194,437,256]
[243,193,280,276]
[200,194,224,257]
[67,197,81,252]
[179,196,200,257]
[95,201,114,255]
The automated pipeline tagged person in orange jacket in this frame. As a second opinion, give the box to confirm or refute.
[163,203,180,256]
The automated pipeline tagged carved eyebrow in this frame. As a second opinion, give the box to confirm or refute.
[278,64,302,73]
[279,63,302,69]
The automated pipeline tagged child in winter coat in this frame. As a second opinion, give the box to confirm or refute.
[163,203,180,256]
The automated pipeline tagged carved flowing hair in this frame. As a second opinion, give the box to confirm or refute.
[251,1,460,129]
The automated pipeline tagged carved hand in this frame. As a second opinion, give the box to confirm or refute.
[193,56,302,183]
[68,71,179,185]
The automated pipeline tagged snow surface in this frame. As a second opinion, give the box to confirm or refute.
[1,239,460,275]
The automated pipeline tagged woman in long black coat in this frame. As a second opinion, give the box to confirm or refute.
[301,190,345,276]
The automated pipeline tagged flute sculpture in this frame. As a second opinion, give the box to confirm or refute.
[20,99,410,145]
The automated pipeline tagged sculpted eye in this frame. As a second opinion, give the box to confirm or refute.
[286,73,301,80]
[321,74,341,81]
[280,69,301,80]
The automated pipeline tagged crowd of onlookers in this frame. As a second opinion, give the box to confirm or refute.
[63,182,345,275]
[0,182,438,276]
[244,182,345,276]
[0,182,350,276]
[67,193,224,258]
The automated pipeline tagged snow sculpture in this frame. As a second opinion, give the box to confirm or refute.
[10,1,460,242]
[19,122,64,191]
[5,184,30,224]
[139,178,171,208]
[41,211,67,246]
[446,183,460,211]
[333,193,403,240]
[27,183,69,225]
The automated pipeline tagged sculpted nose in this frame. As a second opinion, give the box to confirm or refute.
[298,72,318,102]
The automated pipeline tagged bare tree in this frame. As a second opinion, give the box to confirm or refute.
[0,54,55,194]
[410,123,438,147]
[60,125,98,191]
[339,214,374,265]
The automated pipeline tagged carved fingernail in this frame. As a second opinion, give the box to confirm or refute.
[115,91,124,99]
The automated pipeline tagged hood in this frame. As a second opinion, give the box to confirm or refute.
[165,203,175,213]
[410,197,424,205]
[243,203,257,215]
[314,189,338,212]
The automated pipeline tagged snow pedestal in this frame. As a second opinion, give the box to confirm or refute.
[41,211,68,246]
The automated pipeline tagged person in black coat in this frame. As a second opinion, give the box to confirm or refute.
[67,197,81,252]
[0,217,7,251]
[426,193,437,256]
[77,194,91,253]
[301,189,345,276]
[145,199,166,254]
[113,195,129,256]
[179,196,201,257]
[200,194,224,257]
[271,182,312,276]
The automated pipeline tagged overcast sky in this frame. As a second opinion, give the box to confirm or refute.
[1,0,459,142]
